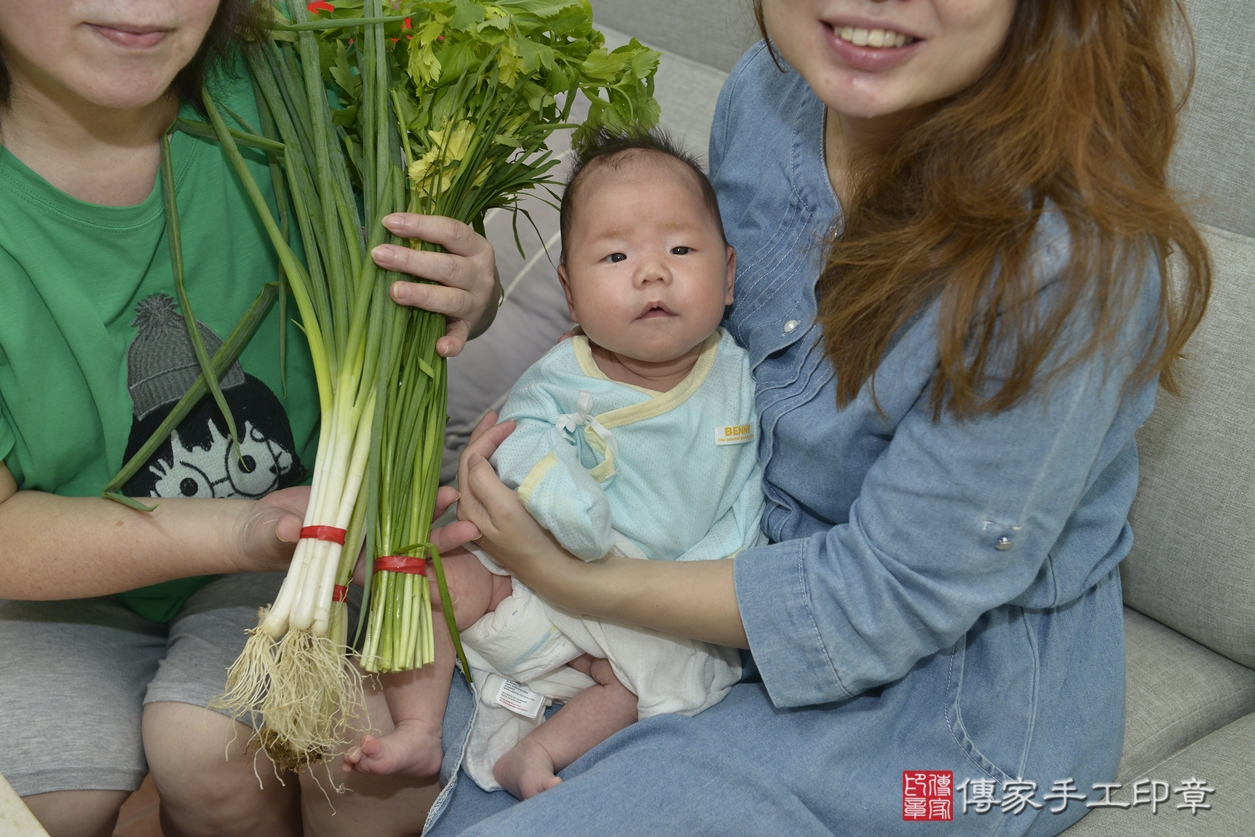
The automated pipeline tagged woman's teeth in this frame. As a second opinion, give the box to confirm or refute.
[837,27,912,49]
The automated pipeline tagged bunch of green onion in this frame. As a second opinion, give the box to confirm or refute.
[193,0,658,770]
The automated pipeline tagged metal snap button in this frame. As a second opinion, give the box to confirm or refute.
[995,536,1013,551]
[783,319,799,334]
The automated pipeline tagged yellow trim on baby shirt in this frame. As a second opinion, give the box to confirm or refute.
[585,430,616,483]
[569,331,723,482]
[571,337,663,397]
[517,451,560,508]
[571,332,722,430]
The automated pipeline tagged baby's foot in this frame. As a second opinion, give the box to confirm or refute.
[493,738,564,800]
[342,719,443,777]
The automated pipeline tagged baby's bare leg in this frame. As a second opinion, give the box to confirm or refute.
[493,654,638,800]
[344,551,511,776]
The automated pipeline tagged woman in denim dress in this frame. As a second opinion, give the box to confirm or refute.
[423,0,1211,835]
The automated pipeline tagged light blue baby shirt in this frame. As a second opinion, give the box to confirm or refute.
[491,329,765,563]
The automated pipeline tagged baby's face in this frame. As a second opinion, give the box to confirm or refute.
[558,159,735,365]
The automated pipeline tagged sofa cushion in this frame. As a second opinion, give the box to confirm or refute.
[590,0,756,73]
[600,28,733,162]
[1120,224,1255,668]
[1117,608,1255,782]
[1173,0,1255,236]
[1060,712,1255,835]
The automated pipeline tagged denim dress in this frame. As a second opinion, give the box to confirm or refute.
[424,42,1152,837]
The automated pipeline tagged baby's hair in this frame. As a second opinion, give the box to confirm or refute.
[559,128,727,263]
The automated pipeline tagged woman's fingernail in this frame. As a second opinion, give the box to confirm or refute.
[382,213,402,227]
[468,454,486,467]
[391,281,411,301]
[372,244,393,264]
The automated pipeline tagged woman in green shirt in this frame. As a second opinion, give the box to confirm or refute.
[0,2,496,835]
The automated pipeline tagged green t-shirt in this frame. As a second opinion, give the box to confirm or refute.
[0,71,320,622]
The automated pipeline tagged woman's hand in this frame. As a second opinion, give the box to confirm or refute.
[456,414,748,647]
[349,486,481,586]
[233,486,309,573]
[460,450,576,592]
[428,484,486,559]
[372,213,500,358]
[452,413,578,596]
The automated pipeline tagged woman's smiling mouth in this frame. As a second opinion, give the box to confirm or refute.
[821,18,925,73]
[833,25,916,49]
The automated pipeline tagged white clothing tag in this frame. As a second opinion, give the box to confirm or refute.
[492,677,546,720]
[715,423,755,446]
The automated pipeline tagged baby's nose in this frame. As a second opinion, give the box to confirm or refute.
[635,257,672,284]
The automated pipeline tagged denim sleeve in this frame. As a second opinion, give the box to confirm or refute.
[735,288,1157,709]
[708,82,730,182]
[708,42,762,184]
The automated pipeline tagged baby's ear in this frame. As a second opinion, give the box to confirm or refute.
[556,264,579,321]
[723,246,737,305]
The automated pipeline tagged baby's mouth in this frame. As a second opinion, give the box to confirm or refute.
[638,302,675,319]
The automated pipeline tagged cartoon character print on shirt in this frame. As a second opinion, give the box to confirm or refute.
[119,294,305,499]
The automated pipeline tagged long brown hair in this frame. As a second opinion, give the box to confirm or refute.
[0,0,268,110]
[757,0,1210,416]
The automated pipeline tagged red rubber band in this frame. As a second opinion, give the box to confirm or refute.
[374,556,427,575]
[332,584,349,603]
[300,525,346,545]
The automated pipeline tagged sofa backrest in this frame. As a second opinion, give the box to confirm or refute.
[1118,0,1255,669]
[591,0,756,73]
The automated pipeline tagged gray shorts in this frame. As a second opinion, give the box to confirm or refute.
[0,572,299,797]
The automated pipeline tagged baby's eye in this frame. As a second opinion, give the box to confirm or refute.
[605,253,626,263]
[671,246,693,255]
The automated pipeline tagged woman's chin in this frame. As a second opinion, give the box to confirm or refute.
[76,72,182,112]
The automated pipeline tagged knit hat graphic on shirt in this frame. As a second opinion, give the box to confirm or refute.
[119,293,304,500]
[127,293,246,420]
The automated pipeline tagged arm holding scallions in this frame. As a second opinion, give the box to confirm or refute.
[0,462,307,601]
[0,215,498,604]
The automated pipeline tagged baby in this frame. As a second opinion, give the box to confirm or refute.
[345,130,765,799]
